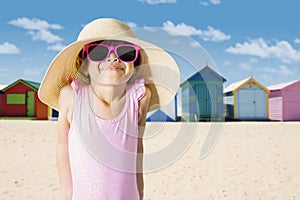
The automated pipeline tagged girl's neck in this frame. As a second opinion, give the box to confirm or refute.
[89,82,126,105]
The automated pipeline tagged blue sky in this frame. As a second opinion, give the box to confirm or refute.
[1,0,300,88]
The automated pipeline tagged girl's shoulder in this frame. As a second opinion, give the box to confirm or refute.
[59,84,74,99]
[58,84,74,112]
[140,86,151,103]
[137,86,151,125]
[58,84,74,124]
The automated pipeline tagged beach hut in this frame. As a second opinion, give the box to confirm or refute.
[224,75,269,120]
[48,107,59,120]
[146,109,174,122]
[268,80,300,121]
[0,84,7,117]
[146,96,178,122]
[0,79,48,119]
[180,66,226,122]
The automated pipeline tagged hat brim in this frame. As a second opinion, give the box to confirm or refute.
[38,35,180,112]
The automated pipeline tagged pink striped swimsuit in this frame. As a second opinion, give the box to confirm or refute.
[68,79,145,200]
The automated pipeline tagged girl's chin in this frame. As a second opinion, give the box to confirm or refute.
[94,78,130,86]
[91,72,133,85]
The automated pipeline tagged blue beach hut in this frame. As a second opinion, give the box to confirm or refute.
[180,66,226,122]
[146,109,174,122]
[146,96,178,122]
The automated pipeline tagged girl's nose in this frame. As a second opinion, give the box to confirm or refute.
[106,52,119,62]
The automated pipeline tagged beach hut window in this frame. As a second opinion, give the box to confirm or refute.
[6,94,26,104]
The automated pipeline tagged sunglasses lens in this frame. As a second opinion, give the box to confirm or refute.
[87,45,108,61]
[117,46,137,62]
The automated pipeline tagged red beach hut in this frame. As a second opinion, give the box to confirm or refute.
[0,79,48,119]
[268,80,300,121]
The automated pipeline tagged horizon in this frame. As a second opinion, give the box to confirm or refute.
[1,0,300,88]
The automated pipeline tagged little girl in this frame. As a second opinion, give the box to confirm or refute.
[38,18,179,200]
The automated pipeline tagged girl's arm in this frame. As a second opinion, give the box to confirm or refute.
[56,85,74,200]
[137,86,151,200]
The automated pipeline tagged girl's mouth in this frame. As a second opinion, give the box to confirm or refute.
[100,65,124,71]
[107,66,124,71]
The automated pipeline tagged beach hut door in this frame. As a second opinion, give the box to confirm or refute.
[26,91,34,117]
[238,88,266,119]
[197,84,217,117]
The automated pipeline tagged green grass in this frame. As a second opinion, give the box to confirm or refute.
[0,117,37,120]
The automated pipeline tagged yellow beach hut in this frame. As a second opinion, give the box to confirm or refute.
[224,75,269,120]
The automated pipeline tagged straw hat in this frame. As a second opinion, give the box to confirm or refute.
[38,18,180,112]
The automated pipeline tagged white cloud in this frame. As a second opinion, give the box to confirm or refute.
[8,17,63,44]
[201,26,230,42]
[126,21,138,29]
[294,38,300,44]
[138,0,176,4]
[226,38,300,63]
[199,0,221,6]
[0,42,20,54]
[163,21,201,36]
[162,21,230,42]
[226,38,269,57]
[47,43,66,51]
[28,29,62,43]
[199,1,209,6]
[210,0,221,5]
[257,65,295,75]
[8,17,62,31]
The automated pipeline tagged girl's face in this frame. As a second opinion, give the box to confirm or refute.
[88,52,135,86]
[83,40,139,86]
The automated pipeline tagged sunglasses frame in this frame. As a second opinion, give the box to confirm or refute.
[82,43,140,63]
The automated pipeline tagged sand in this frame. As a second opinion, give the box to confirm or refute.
[1,120,300,199]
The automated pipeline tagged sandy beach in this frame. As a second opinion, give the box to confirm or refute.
[1,120,300,200]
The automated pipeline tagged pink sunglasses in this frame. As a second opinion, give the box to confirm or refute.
[82,43,140,63]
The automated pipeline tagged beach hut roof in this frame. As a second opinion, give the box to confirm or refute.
[267,80,300,91]
[224,75,269,94]
[147,109,175,122]
[1,79,40,92]
[180,65,226,85]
